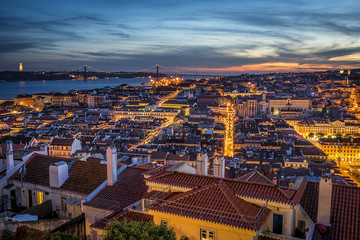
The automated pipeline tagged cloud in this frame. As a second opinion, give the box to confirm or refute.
[178,62,360,73]
[329,53,360,62]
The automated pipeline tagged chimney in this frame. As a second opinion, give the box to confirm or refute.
[272,177,277,185]
[49,161,69,188]
[106,146,117,186]
[317,177,332,225]
[40,145,48,155]
[213,155,225,178]
[6,141,14,171]
[196,152,208,176]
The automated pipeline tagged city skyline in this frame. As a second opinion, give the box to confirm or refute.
[1,0,360,73]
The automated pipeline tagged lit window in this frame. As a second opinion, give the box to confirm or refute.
[37,191,44,205]
[200,229,215,240]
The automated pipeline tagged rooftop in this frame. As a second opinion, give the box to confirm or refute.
[84,166,149,210]
[9,153,107,195]
[148,180,271,231]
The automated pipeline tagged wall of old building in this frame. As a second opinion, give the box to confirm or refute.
[149,210,257,240]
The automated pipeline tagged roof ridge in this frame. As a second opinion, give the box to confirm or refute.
[238,171,256,181]
[291,178,308,204]
[217,181,251,224]
[254,170,275,185]
[148,181,267,230]
[151,170,175,179]
[160,181,218,204]
[155,170,278,187]
[275,185,292,200]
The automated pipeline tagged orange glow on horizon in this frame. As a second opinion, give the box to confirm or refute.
[176,62,360,73]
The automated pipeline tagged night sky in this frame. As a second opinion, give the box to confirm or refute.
[1,0,360,73]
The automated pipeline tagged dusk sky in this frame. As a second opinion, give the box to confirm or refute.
[1,0,360,73]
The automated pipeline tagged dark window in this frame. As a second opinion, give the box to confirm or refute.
[27,189,33,208]
[298,220,305,233]
[273,214,283,234]
[10,190,16,210]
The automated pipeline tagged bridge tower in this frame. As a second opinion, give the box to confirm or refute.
[84,65,87,80]
[156,64,159,82]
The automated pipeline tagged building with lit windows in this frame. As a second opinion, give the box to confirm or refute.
[269,98,311,114]
[318,137,360,165]
[113,107,180,124]
[49,138,82,157]
[295,120,360,137]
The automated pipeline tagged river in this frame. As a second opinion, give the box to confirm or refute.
[0,78,150,99]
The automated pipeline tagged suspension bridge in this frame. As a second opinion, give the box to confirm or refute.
[68,64,233,80]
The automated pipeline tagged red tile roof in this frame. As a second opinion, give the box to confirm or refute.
[166,154,190,161]
[300,180,360,240]
[330,184,360,240]
[1,144,26,155]
[236,170,275,185]
[300,181,319,223]
[146,171,301,204]
[143,165,170,178]
[150,152,168,160]
[86,157,103,164]
[91,209,153,230]
[84,166,149,210]
[9,153,107,195]
[50,138,74,146]
[143,190,180,201]
[148,180,271,230]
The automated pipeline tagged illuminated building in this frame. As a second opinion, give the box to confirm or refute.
[235,94,268,118]
[318,138,360,165]
[19,63,23,72]
[114,107,180,125]
[295,120,360,136]
[149,77,182,87]
[224,103,234,157]
[269,98,311,114]
[49,138,82,157]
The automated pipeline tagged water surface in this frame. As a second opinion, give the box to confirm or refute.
[0,78,149,99]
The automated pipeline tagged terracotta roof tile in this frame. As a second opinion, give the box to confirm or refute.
[300,181,319,223]
[236,170,275,185]
[143,166,170,178]
[85,166,149,210]
[300,181,360,239]
[166,154,190,161]
[150,152,168,160]
[146,171,300,204]
[143,190,180,201]
[50,138,74,146]
[330,184,360,240]
[91,209,153,230]
[148,180,271,230]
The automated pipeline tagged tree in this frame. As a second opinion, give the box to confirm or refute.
[353,133,360,138]
[308,132,314,139]
[15,226,49,240]
[49,232,78,240]
[317,133,324,139]
[103,220,176,240]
